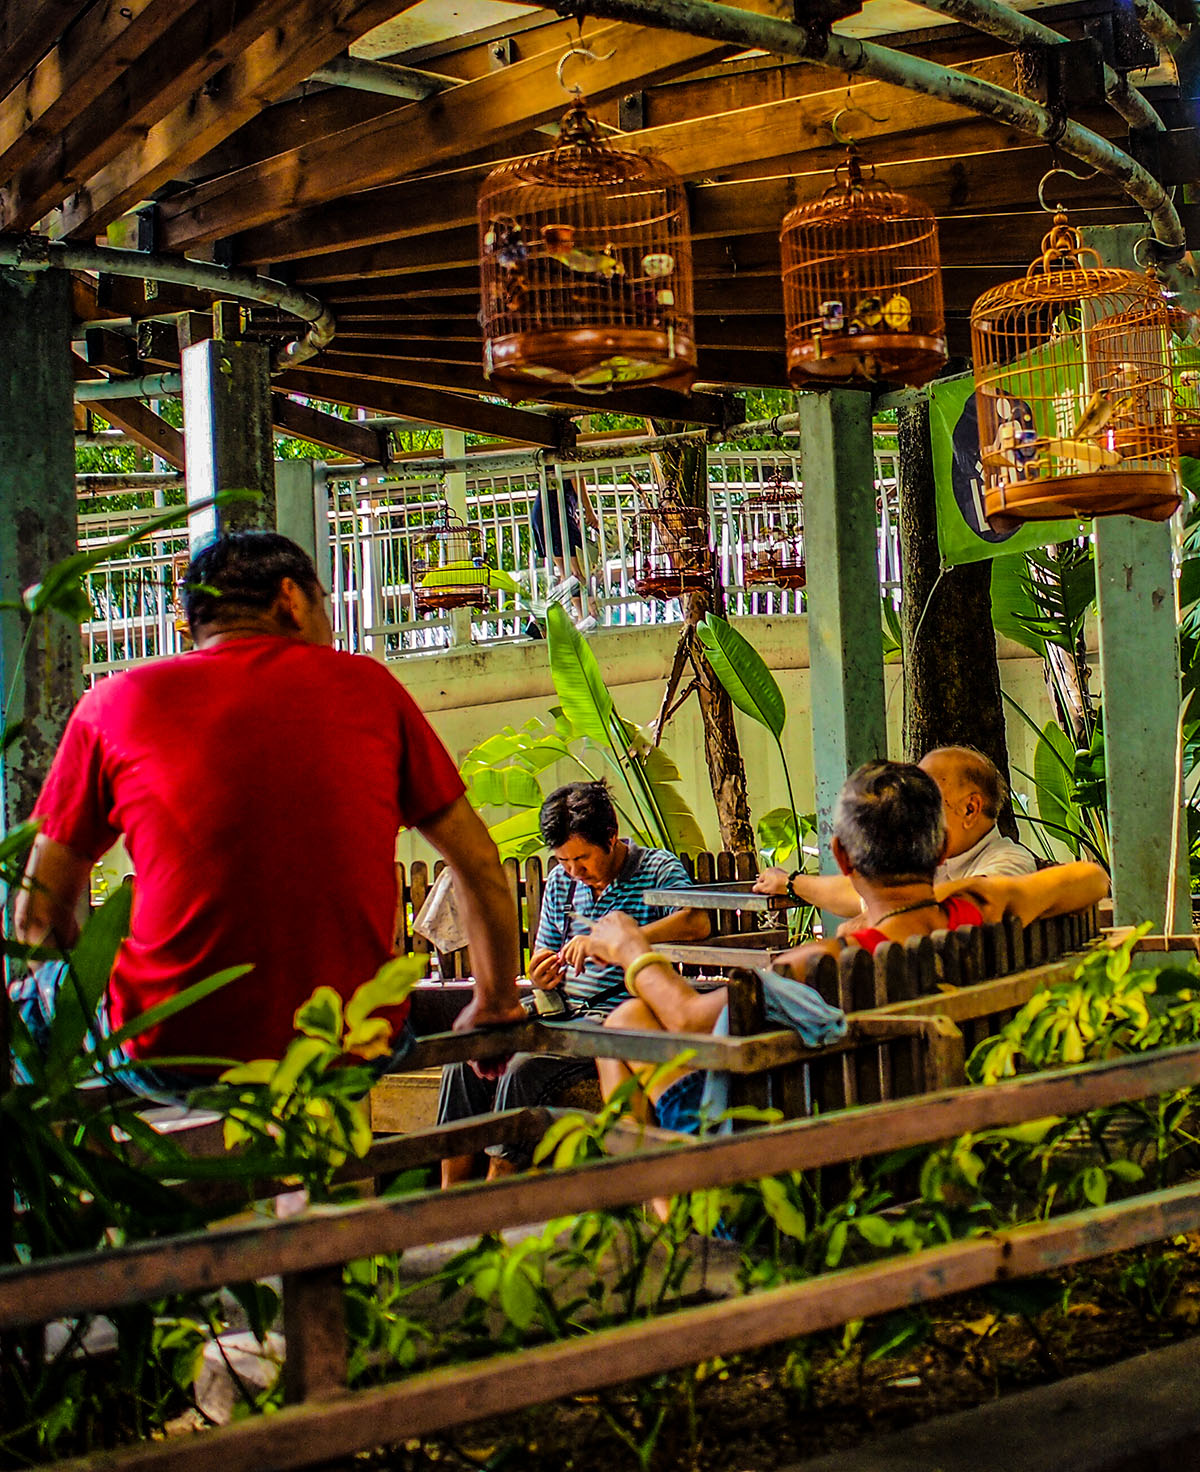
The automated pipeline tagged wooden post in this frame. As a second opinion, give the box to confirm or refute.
[181,304,275,549]
[798,389,887,935]
[282,1266,347,1404]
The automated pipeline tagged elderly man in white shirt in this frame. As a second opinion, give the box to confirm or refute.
[756,744,1036,916]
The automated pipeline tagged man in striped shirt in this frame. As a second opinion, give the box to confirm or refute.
[437,780,710,1184]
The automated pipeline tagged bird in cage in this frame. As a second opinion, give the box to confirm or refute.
[539,222,625,281]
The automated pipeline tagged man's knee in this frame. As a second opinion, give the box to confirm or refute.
[604,996,660,1031]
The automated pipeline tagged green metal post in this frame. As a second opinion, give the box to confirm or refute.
[1083,225,1191,931]
[799,389,888,930]
[0,268,81,834]
[181,311,275,548]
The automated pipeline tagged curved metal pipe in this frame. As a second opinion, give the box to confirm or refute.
[0,234,335,369]
[905,0,1165,132]
[76,372,181,402]
[1133,0,1186,48]
[547,0,1185,253]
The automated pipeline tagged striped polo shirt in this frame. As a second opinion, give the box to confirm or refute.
[535,839,694,1012]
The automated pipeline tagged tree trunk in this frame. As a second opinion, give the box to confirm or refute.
[897,396,1019,837]
[653,426,755,853]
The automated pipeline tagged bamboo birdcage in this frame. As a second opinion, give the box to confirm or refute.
[630,493,712,599]
[478,96,695,395]
[1169,308,1200,457]
[780,150,947,388]
[970,212,1180,529]
[411,508,493,613]
[740,465,806,590]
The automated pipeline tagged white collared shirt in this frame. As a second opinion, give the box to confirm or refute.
[935,825,1038,883]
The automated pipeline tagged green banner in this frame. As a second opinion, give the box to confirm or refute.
[929,370,1084,567]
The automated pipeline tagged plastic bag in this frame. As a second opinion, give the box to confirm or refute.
[413,868,468,954]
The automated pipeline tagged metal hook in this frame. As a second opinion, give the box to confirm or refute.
[830,103,889,145]
[1036,164,1100,215]
[556,43,616,96]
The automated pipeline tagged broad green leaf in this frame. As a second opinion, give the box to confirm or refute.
[468,764,543,810]
[991,555,1047,656]
[487,807,544,860]
[342,1017,393,1060]
[644,773,707,856]
[545,602,613,744]
[295,986,343,1044]
[854,1214,895,1248]
[1080,1164,1108,1206]
[344,953,424,1033]
[689,1187,724,1236]
[696,614,785,739]
[271,1036,338,1097]
[757,1175,807,1240]
[1033,721,1082,855]
[220,1059,277,1086]
[47,884,133,1071]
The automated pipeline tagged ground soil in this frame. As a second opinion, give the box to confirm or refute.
[354,1235,1200,1472]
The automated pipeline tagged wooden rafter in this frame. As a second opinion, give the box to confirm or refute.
[53,0,428,240]
[86,397,186,470]
[270,395,392,464]
[275,368,569,447]
[0,0,89,102]
[154,18,740,250]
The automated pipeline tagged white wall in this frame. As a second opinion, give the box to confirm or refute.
[391,615,1060,867]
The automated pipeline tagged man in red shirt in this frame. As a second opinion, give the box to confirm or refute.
[13,531,523,1090]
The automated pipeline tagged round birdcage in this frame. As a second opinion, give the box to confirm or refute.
[411,508,493,613]
[171,550,191,638]
[630,494,712,599]
[739,465,806,590]
[970,213,1180,529]
[780,149,946,388]
[478,95,695,395]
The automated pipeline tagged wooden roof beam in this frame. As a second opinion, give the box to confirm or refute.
[0,0,90,102]
[271,395,393,464]
[153,16,749,251]
[275,368,571,447]
[53,0,428,241]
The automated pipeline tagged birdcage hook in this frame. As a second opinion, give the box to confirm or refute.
[829,103,889,145]
[1036,163,1099,215]
[556,43,616,96]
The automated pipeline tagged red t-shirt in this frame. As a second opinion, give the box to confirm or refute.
[847,894,985,954]
[33,636,465,1064]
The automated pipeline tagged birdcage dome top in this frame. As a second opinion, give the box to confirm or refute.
[783,154,935,229]
[972,215,1162,318]
[481,99,680,192]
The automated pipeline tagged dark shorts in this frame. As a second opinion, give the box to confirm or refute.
[652,1069,704,1134]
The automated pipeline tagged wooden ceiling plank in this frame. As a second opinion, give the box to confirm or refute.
[155,18,741,251]
[271,394,391,463]
[0,0,90,103]
[232,54,1031,268]
[275,368,566,447]
[2,0,315,233]
[54,0,427,241]
[0,0,205,186]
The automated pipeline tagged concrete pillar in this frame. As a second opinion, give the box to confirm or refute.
[1082,225,1190,930]
[0,268,81,832]
[799,388,888,930]
[442,429,472,647]
[181,306,274,550]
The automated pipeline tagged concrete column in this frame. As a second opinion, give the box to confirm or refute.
[181,308,274,550]
[1082,225,1190,930]
[0,268,81,833]
[799,389,888,928]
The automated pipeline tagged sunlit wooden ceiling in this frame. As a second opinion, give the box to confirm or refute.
[3,0,1196,458]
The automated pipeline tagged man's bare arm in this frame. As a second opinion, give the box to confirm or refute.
[587,912,726,1033]
[416,796,524,1029]
[13,835,93,951]
[937,862,1110,928]
[754,866,862,917]
[641,905,712,944]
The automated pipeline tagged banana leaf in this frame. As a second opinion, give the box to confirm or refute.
[487,807,545,860]
[545,602,613,744]
[47,884,134,1073]
[696,613,786,739]
[1033,721,1083,857]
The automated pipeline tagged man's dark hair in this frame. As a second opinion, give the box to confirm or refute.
[183,531,321,634]
[539,780,618,850]
[927,744,1008,820]
[833,761,946,881]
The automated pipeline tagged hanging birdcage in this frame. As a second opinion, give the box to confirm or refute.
[478,93,695,395]
[171,550,191,637]
[780,149,947,388]
[630,493,712,600]
[411,508,493,613]
[739,465,806,590]
[970,212,1179,529]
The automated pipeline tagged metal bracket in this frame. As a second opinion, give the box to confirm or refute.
[490,37,516,69]
[618,90,645,132]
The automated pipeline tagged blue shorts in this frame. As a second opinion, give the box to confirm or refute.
[652,1070,704,1134]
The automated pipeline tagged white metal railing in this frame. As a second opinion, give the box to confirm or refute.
[77,437,902,678]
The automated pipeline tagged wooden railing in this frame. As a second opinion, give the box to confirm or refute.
[10,1026,1200,1472]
